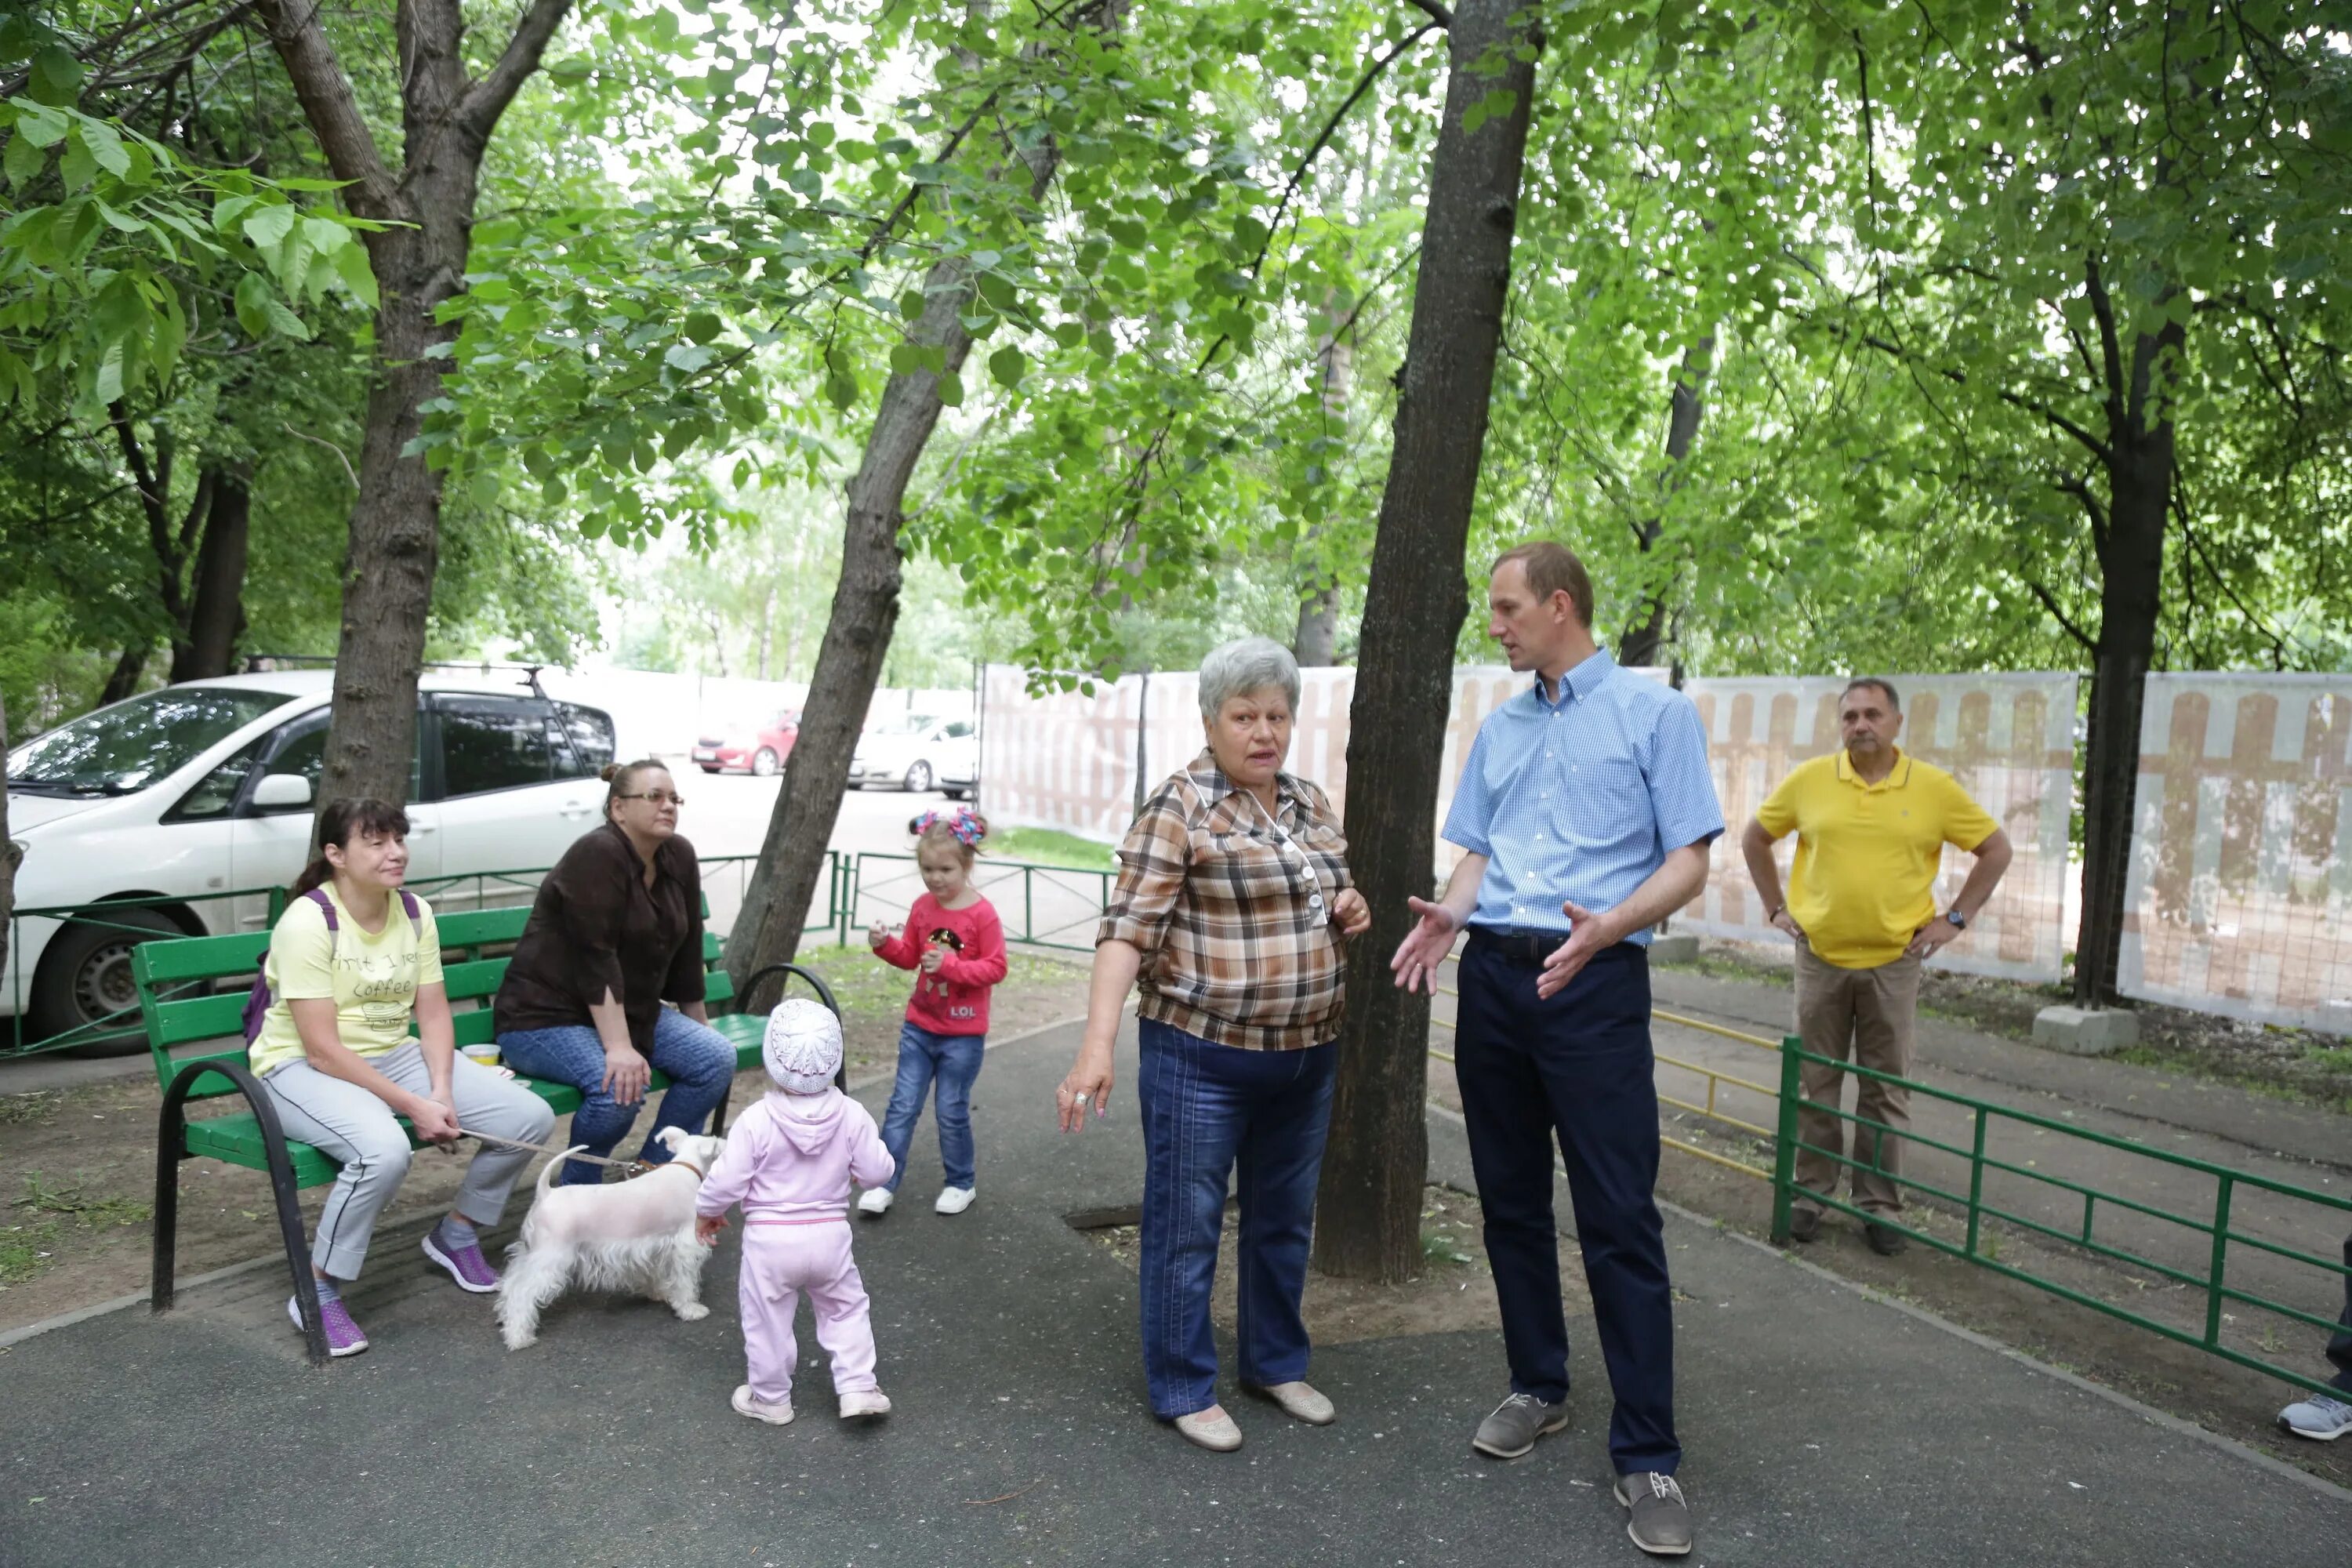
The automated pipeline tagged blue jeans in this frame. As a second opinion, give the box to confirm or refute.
[1135,1018,1338,1420]
[496,1008,737,1186]
[879,1022,985,1192]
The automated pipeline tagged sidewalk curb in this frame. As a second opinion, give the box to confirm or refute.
[1424,1097,2350,1504]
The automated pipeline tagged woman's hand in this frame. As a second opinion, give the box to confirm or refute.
[1330,887,1371,937]
[1390,897,1461,993]
[867,920,894,951]
[694,1214,727,1247]
[604,1044,651,1106]
[407,1094,462,1145]
[1056,1044,1115,1134]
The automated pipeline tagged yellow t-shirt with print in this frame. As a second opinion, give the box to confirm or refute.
[1755,750,2000,971]
[248,886,445,1077]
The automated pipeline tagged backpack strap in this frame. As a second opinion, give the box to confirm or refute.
[397,889,421,931]
[304,887,339,960]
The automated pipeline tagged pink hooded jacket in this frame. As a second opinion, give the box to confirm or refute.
[695,1087,895,1224]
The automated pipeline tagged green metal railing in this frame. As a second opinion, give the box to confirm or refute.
[2,850,846,1058]
[829,851,1113,953]
[1767,1033,2352,1399]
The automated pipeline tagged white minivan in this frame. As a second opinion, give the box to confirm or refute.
[4,671,615,1044]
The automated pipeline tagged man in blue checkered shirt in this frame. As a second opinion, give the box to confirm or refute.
[1394,540,1723,1559]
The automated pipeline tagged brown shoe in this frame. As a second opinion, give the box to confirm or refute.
[1787,1208,1820,1244]
[1865,1221,1908,1256]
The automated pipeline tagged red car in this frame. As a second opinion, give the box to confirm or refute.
[692,710,800,776]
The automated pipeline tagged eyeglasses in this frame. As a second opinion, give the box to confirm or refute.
[618,790,685,807]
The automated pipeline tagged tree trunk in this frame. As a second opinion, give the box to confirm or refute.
[1618,334,1711,670]
[1291,296,1352,666]
[170,464,251,681]
[1312,0,1542,1283]
[729,154,1060,1001]
[256,0,574,811]
[100,646,149,705]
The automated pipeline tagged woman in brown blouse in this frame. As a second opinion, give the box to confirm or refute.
[493,759,735,1185]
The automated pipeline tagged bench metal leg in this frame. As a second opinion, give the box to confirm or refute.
[154,1058,329,1367]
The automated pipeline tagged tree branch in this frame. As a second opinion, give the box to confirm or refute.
[2025,579,2096,653]
[1250,23,1440,278]
[459,0,576,146]
[249,0,401,218]
[1403,0,1452,27]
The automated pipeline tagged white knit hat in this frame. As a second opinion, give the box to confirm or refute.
[762,998,842,1094]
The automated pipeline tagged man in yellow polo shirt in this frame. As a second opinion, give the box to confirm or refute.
[1740,677,2013,1254]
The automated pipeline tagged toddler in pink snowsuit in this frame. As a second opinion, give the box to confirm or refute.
[696,998,896,1425]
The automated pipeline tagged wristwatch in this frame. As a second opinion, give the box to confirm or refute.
[1944,909,1968,931]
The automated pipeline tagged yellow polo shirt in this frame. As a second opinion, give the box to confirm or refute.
[1755,750,1998,971]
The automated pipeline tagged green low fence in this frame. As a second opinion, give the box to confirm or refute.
[2,851,847,1058]
[829,851,1113,953]
[1767,1033,2352,1399]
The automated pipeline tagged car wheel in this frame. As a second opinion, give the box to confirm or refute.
[699,764,723,774]
[29,908,187,1054]
[944,786,971,801]
[753,747,781,778]
[904,761,933,793]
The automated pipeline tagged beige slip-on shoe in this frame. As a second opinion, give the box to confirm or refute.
[1172,1406,1244,1452]
[1244,1381,1336,1425]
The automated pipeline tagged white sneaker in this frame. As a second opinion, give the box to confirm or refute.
[857,1186,893,1216]
[731,1385,794,1425]
[840,1388,892,1419]
[935,1185,976,1215]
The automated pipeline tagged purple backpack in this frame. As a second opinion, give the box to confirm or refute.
[241,887,422,1045]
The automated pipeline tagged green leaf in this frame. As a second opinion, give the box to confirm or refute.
[211,194,259,233]
[92,199,146,234]
[74,121,131,178]
[60,135,96,191]
[300,216,350,253]
[334,242,378,308]
[889,343,923,375]
[664,342,717,373]
[29,45,84,107]
[93,339,125,404]
[988,345,1026,389]
[936,372,964,408]
[232,272,273,337]
[469,469,502,506]
[682,311,724,343]
[898,288,927,321]
[242,205,296,249]
[11,103,68,149]
[5,132,45,188]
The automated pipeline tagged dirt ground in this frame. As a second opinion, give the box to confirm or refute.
[1672,940,2352,1113]
[1081,1183,1598,1346]
[0,946,1091,1336]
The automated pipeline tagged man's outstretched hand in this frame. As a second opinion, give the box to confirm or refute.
[1391,897,1461,994]
[1535,900,1622,999]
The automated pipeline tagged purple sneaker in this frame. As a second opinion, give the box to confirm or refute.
[423,1230,500,1294]
[288,1294,369,1357]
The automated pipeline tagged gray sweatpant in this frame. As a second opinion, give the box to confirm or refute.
[258,1043,555,1279]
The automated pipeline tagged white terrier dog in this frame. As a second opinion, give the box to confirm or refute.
[495,1126,727,1349]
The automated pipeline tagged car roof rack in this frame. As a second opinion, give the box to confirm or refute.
[241,654,548,698]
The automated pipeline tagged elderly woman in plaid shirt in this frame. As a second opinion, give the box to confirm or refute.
[1057,637,1372,1453]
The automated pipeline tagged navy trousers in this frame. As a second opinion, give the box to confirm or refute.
[1455,931,1679,1475]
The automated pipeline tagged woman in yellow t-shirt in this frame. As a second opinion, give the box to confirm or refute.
[249,797,554,1358]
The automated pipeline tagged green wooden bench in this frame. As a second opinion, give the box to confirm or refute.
[133,899,836,1365]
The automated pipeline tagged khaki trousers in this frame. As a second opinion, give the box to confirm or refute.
[1792,946,1922,1218]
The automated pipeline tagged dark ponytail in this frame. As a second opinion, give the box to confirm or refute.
[291,797,411,899]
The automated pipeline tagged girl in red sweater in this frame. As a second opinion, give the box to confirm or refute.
[860,808,1007,1217]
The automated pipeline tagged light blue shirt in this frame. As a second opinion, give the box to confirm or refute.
[1441,649,1725,942]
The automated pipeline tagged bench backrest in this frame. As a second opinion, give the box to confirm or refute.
[132,896,739,1104]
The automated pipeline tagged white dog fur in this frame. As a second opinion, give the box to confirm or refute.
[496,1126,727,1349]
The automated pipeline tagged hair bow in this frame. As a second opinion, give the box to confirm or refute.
[913,808,985,847]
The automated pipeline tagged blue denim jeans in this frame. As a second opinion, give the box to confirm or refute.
[496,1007,736,1185]
[1135,1018,1338,1419]
[878,1021,985,1192]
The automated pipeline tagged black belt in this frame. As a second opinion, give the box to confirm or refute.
[1465,926,1644,967]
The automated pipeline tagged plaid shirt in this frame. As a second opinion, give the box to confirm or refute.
[1098,750,1354,1051]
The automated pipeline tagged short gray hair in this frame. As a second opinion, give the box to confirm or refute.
[1841,677,1900,712]
[1197,637,1301,719]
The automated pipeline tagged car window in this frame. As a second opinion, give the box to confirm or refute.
[8,687,292,796]
[165,738,267,822]
[554,702,615,777]
[944,720,974,739]
[441,698,554,797]
[237,714,423,814]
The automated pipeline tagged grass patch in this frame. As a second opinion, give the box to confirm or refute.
[0,1091,59,1127]
[1,1174,152,1285]
[792,943,1084,1022]
[985,826,1115,872]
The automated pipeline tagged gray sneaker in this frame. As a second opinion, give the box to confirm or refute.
[1472,1391,1569,1459]
[2278,1391,2352,1441]
[1614,1471,1693,1556]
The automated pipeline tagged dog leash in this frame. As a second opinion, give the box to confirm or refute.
[455,1125,648,1174]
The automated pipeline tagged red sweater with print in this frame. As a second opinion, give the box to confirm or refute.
[874,893,1007,1036]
